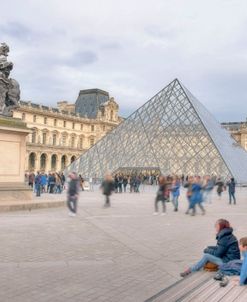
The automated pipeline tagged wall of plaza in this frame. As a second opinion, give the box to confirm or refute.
[12,95,122,173]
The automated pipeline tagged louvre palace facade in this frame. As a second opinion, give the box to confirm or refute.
[12,89,122,173]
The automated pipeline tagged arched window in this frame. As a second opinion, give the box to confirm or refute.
[44,117,47,124]
[22,113,26,121]
[51,154,57,170]
[91,125,94,132]
[33,115,36,122]
[40,153,47,170]
[54,119,57,126]
[110,110,114,121]
[61,155,68,170]
[71,155,76,163]
[28,152,36,170]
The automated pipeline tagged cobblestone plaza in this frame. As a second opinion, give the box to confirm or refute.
[0,187,247,302]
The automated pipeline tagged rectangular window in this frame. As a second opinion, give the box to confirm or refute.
[72,122,75,129]
[102,125,105,131]
[62,135,66,146]
[81,124,83,130]
[90,138,94,147]
[43,133,47,144]
[32,132,36,143]
[91,125,94,132]
[79,137,83,149]
[71,136,75,148]
[63,121,66,127]
[54,119,57,126]
[53,134,56,146]
[44,117,47,124]
[22,113,26,121]
[33,115,36,122]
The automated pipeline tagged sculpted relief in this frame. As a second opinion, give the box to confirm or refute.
[0,42,20,115]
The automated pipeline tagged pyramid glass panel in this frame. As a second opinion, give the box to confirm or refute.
[66,79,247,183]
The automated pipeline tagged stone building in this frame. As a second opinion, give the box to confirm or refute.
[12,89,122,173]
[221,121,247,151]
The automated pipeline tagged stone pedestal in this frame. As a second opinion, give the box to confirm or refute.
[0,115,32,201]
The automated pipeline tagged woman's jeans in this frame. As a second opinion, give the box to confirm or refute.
[190,253,223,272]
[67,196,77,213]
[155,196,166,212]
[172,195,179,210]
[229,192,236,204]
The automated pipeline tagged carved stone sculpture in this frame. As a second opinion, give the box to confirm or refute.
[0,43,20,115]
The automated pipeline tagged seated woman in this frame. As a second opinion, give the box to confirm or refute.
[180,219,240,277]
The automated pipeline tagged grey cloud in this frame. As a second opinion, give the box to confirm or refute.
[0,22,32,40]
[64,51,98,66]
[144,25,179,40]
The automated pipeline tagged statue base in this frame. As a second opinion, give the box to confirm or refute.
[0,115,32,201]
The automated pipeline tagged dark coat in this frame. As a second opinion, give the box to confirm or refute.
[101,180,115,196]
[228,181,236,193]
[204,227,240,263]
[68,179,79,197]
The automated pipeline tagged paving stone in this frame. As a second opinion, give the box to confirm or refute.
[0,186,246,301]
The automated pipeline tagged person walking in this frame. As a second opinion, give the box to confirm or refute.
[227,178,236,205]
[35,172,42,197]
[216,178,225,199]
[101,173,115,207]
[184,176,193,215]
[153,175,168,216]
[123,176,128,192]
[203,176,215,203]
[67,172,80,217]
[171,177,180,212]
[190,176,205,216]
[48,173,56,193]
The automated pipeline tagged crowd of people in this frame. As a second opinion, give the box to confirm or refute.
[25,171,66,196]
[153,174,236,216]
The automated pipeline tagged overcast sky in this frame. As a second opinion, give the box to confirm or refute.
[0,0,247,122]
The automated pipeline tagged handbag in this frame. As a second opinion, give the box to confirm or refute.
[204,262,218,271]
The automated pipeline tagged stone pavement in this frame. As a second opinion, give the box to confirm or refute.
[0,186,247,302]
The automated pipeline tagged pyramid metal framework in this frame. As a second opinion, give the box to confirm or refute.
[65,79,247,183]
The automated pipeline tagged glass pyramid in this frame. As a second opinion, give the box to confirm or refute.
[65,79,247,183]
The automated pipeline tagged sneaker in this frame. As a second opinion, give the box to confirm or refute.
[68,212,76,217]
[180,269,191,278]
[219,277,229,287]
[153,212,159,215]
[214,272,224,281]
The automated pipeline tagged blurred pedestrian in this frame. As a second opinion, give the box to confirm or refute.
[101,173,115,207]
[171,177,180,212]
[153,175,168,216]
[67,172,80,217]
[216,178,225,199]
[227,178,236,205]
